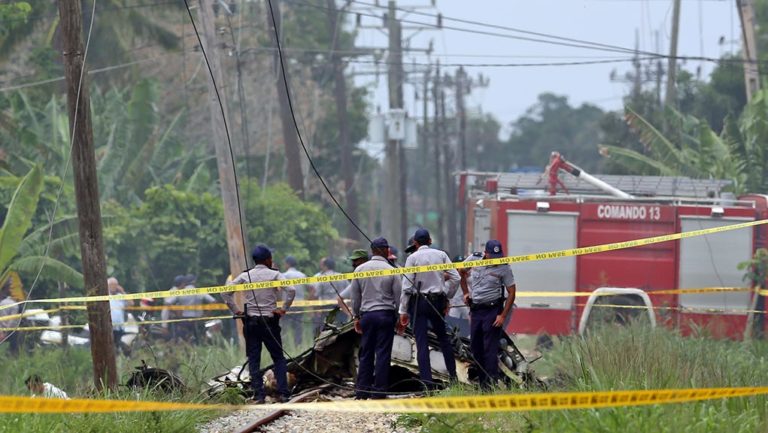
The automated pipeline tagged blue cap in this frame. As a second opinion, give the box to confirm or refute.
[414,228,430,244]
[485,240,504,258]
[251,244,272,262]
[173,275,186,287]
[370,237,389,249]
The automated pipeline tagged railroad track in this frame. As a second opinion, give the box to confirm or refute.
[233,385,333,433]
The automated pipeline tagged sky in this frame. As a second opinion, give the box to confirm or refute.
[351,0,741,140]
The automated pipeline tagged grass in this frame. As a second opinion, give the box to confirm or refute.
[0,337,245,433]
[0,317,323,433]
[399,324,768,433]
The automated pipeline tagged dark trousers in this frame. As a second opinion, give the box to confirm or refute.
[357,309,396,399]
[470,305,502,388]
[412,296,457,384]
[244,315,290,400]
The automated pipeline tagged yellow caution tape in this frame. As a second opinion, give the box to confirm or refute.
[2,386,768,414]
[3,219,766,309]
[0,307,340,332]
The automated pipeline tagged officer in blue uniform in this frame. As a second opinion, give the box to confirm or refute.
[460,239,516,389]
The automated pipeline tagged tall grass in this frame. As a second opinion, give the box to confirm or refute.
[401,324,768,433]
[0,339,243,433]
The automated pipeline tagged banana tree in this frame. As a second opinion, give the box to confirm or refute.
[599,89,768,195]
[0,165,83,289]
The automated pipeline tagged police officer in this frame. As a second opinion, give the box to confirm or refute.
[222,245,296,403]
[460,240,516,389]
[349,238,402,399]
[398,228,460,386]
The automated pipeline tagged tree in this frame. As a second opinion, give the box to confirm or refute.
[600,89,768,194]
[0,165,83,290]
[244,181,338,270]
[103,185,228,291]
[507,93,606,171]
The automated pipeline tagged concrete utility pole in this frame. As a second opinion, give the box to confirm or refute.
[56,0,117,391]
[267,1,305,198]
[386,0,405,245]
[197,0,248,295]
[440,72,458,255]
[455,66,468,254]
[665,0,681,107]
[326,0,360,241]
[432,61,444,245]
[420,66,430,227]
[737,0,761,102]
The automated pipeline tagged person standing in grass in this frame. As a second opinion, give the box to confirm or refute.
[460,240,516,389]
[223,245,296,404]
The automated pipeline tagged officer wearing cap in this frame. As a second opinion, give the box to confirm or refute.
[398,228,460,385]
[349,238,402,399]
[222,245,296,403]
[460,239,516,388]
[335,249,369,316]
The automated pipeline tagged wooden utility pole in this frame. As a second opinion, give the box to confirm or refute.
[326,0,360,241]
[267,1,305,198]
[196,0,248,299]
[57,0,117,391]
[737,0,761,102]
[385,0,404,245]
[665,0,681,107]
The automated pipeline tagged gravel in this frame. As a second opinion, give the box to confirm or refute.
[263,410,415,433]
[198,404,417,433]
[197,407,273,433]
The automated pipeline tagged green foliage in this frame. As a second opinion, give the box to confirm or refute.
[738,248,768,289]
[0,165,83,289]
[244,181,338,270]
[0,342,241,433]
[601,89,768,194]
[507,93,606,171]
[103,185,228,291]
[406,326,768,433]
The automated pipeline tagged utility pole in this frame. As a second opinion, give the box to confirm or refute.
[197,0,248,307]
[440,72,457,255]
[737,0,761,102]
[386,0,404,245]
[455,66,468,253]
[665,0,681,107]
[432,60,444,245]
[267,1,305,198]
[420,66,430,227]
[57,0,117,391]
[326,0,360,241]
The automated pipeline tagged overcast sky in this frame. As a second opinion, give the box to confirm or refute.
[351,0,741,139]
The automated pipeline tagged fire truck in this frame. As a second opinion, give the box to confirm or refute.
[460,152,768,339]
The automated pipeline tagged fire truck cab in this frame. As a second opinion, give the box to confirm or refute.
[460,154,768,339]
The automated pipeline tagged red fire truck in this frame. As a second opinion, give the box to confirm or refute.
[460,153,768,339]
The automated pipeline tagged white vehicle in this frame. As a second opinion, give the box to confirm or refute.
[578,288,656,336]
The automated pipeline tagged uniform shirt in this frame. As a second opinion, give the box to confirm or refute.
[282,267,309,301]
[399,246,460,314]
[109,299,129,330]
[0,296,20,329]
[349,256,402,315]
[313,270,346,301]
[467,257,515,304]
[165,286,217,318]
[223,265,296,317]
